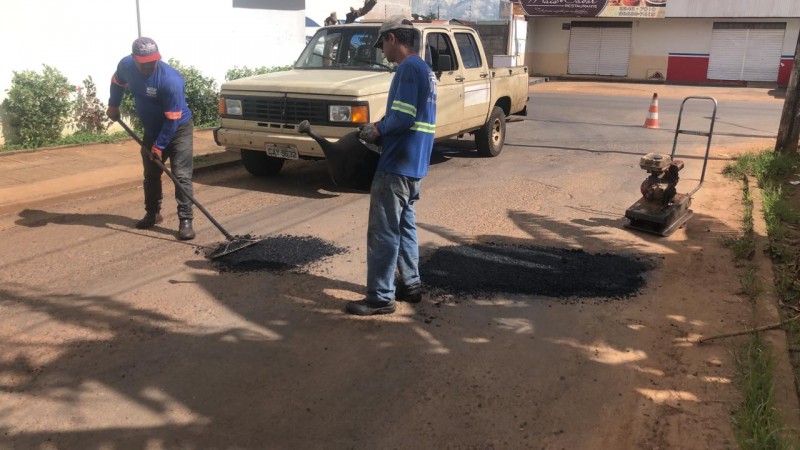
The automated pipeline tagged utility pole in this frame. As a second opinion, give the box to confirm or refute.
[135,0,142,37]
[776,30,800,154]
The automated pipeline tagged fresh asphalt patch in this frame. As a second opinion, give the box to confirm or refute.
[419,242,653,301]
[208,237,653,301]
[208,235,347,273]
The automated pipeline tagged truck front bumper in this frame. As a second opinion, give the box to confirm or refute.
[214,126,343,159]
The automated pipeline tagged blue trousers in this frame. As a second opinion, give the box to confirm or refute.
[367,171,422,304]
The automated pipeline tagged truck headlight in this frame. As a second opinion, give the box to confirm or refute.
[329,105,368,124]
[224,99,242,116]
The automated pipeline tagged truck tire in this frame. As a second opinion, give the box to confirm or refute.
[240,149,285,177]
[475,106,506,157]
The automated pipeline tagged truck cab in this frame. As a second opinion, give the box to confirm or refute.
[215,22,528,177]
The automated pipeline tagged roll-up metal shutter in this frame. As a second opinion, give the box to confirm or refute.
[708,22,786,82]
[568,22,631,76]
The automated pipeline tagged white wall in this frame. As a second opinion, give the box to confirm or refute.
[667,0,800,18]
[1,0,306,107]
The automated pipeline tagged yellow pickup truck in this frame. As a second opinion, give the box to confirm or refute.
[215,21,529,176]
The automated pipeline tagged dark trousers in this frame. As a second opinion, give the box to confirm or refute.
[141,121,194,220]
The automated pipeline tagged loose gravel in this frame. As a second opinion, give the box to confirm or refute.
[208,235,347,273]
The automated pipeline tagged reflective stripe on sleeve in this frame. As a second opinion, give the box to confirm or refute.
[410,122,435,133]
[391,100,417,117]
[164,111,182,120]
[111,75,128,88]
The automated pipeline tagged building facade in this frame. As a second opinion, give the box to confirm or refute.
[521,0,800,86]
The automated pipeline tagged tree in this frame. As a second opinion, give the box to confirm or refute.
[775,31,800,154]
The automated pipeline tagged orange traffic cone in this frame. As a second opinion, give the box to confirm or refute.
[644,93,659,129]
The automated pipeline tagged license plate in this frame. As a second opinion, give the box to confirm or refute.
[266,144,298,160]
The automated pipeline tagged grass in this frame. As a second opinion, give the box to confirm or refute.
[723,150,800,448]
[1,131,129,152]
[732,335,791,450]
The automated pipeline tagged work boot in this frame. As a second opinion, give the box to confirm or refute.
[135,212,163,229]
[177,219,195,241]
[346,299,396,316]
[395,282,423,303]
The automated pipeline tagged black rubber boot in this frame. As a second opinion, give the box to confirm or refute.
[135,212,163,229]
[346,299,396,316]
[396,282,422,303]
[178,219,195,241]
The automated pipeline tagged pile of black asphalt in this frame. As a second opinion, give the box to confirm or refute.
[209,235,347,273]
[419,242,653,300]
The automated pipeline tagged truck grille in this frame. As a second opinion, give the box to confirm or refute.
[241,97,327,124]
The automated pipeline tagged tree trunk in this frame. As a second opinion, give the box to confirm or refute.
[775,30,800,154]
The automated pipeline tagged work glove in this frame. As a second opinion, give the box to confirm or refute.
[106,106,121,122]
[150,145,163,161]
[359,123,380,144]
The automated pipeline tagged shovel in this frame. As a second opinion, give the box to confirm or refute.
[117,120,259,259]
[297,120,379,191]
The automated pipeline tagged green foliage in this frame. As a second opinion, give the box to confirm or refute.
[73,76,110,134]
[412,12,438,20]
[119,91,143,134]
[5,65,75,147]
[732,336,792,450]
[168,58,219,127]
[724,151,799,188]
[225,65,292,81]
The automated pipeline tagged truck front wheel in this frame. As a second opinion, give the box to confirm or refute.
[240,149,285,176]
[475,106,506,157]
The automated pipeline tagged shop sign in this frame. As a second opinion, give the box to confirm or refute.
[520,0,666,19]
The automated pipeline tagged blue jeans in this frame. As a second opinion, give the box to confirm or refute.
[367,171,422,304]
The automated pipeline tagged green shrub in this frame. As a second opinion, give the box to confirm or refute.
[119,91,143,134]
[225,65,292,81]
[4,65,75,147]
[168,58,219,127]
[73,76,110,134]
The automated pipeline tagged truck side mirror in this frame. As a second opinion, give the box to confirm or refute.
[438,55,452,72]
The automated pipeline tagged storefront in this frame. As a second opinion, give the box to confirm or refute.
[520,0,800,86]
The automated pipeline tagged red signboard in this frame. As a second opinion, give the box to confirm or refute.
[520,0,666,18]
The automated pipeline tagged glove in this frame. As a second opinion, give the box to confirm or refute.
[106,105,120,122]
[359,123,380,144]
[150,145,163,161]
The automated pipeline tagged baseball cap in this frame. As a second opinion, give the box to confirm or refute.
[131,37,162,63]
[373,16,414,49]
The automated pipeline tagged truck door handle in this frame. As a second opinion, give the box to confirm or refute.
[455,76,465,82]
[480,72,489,78]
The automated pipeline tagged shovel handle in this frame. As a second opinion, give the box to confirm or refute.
[117,120,236,241]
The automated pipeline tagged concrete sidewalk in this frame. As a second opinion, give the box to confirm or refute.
[0,129,239,216]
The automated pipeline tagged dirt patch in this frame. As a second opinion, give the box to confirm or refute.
[419,242,654,300]
[208,235,347,273]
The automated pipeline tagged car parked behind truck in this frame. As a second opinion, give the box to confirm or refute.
[215,21,529,177]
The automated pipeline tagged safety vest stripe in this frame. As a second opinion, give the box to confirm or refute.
[391,100,417,117]
[410,122,436,133]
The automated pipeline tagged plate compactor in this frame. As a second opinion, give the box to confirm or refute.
[625,96,718,236]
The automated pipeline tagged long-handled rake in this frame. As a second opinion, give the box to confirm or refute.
[118,120,259,259]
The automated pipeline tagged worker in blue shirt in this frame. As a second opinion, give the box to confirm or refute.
[347,16,437,315]
[106,37,196,241]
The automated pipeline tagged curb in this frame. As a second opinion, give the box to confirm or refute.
[749,178,800,438]
[0,150,241,217]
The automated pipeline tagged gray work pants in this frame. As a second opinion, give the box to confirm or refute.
[141,121,194,220]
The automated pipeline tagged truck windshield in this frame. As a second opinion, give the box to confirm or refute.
[295,28,396,71]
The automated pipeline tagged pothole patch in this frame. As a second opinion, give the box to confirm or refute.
[420,242,653,300]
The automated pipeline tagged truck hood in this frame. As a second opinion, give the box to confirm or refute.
[220,69,394,97]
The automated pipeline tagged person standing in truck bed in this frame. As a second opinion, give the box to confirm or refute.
[346,16,437,316]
